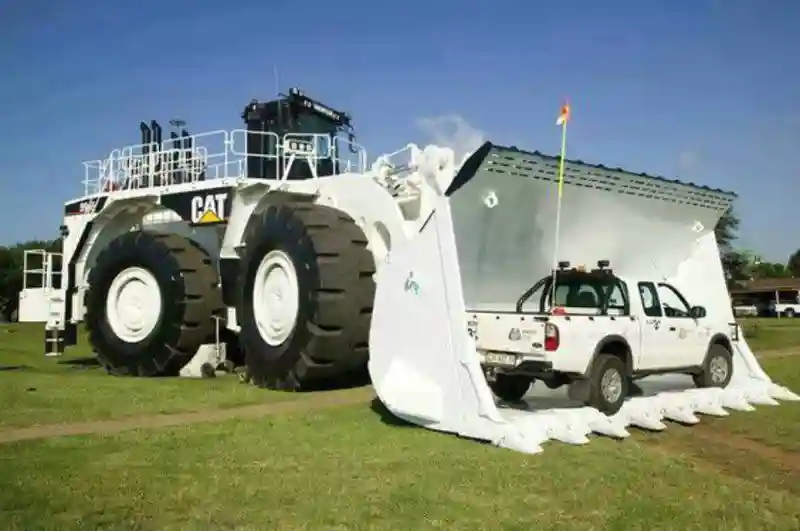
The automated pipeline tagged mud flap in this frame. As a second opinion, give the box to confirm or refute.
[369,143,799,454]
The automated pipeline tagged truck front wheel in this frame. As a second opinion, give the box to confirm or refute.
[693,343,733,388]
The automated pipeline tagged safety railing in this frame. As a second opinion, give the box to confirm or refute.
[22,250,63,291]
[82,130,238,196]
[81,129,369,196]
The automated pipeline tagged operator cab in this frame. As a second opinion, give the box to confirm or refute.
[242,88,356,180]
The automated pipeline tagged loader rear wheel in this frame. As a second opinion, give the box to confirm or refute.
[693,343,733,388]
[586,354,628,415]
[237,201,375,390]
[84,231,220,376]
[489,374,533,402]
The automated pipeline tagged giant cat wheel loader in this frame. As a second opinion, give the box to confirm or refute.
[17,88,799,454]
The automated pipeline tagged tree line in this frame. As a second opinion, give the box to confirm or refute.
[0,209,798,322]
[716,209,800,286]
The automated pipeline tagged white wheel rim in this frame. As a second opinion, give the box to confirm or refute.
[105,266,163,343]
[252,250,300,346]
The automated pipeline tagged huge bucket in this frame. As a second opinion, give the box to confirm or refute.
[368,142,799,453]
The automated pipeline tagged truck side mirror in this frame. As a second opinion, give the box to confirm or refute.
[690,306,706,319]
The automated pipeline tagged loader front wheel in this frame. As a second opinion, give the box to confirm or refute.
[489,374,533,403]
[237,201,375,391]
[84,232,220,376]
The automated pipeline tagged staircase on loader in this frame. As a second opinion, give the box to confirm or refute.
[18,250,67,356]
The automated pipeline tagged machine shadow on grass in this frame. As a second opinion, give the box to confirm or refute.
[57,357,101,369]
[0,365,30,372]
[0,356,100,373]
[370,398,414,428]
[290,365,373,392]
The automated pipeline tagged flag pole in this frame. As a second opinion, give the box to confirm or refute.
[550,102,570,310]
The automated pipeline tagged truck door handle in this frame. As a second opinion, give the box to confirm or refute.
[669,326,676,331]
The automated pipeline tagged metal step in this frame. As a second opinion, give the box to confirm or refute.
[44,328,65,357]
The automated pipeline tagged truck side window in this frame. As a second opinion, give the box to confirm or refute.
[656,284,692,318]
[638,282,662,317]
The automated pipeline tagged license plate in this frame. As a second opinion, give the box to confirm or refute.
[484,353,518,367]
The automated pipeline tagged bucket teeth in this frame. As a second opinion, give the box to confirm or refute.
[770,384,800,401]
[720,390,757,412]
[552,429,591,446]
[619,398,668,431]
[587,410,630,439]
[694,403,730,417]
[497,381,797,453]
[662,406,700,425]
[732,381,780,405]
[746,394,780,406]
[628,414,667,432]
[546,411,592,445]
[683,390,730,417]
[496,433,545,455]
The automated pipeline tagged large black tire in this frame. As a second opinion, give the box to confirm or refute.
[489,374,533,402]
[84,231,221,376]
[237,201,375,390]
[585,353,629,415]
[184,238,231,360]
[693,343,733,388]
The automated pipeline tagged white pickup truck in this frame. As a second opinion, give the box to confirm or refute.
[768,300,800,318]
[467,261,738,414]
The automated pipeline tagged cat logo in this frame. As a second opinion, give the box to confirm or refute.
[190,192,228,225]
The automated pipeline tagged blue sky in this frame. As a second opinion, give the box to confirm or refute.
[1,0,798,261]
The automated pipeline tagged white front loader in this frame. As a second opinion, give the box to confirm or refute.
[368,144,800,454]
[13,121,798,454]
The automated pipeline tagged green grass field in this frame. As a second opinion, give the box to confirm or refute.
[0,320,799,530]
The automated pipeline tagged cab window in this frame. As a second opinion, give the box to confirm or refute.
[656,283,693,318]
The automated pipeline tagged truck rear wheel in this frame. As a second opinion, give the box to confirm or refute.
[84,232,221,376]
[489,374,533,402]
[586,354,628,415]
[237,201,375,390]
